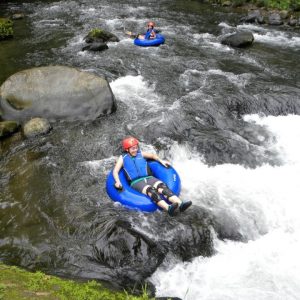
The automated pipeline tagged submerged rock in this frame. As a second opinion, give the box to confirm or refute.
[17,206,214,294]
[0,120,19,138]
[0,66,116,122]
[11,13,25,20]
[82,42,109,52]
[221,31,254,48]
[23,117,52,138]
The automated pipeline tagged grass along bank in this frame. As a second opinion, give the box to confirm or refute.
[0,263,153,300]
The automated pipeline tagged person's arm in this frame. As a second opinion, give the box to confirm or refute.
[113,156,124,188]
[142,151,170,167]
[150,29,156,39]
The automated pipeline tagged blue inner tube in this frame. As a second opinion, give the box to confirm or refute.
[106,161,181,212]
[134,34,165,47]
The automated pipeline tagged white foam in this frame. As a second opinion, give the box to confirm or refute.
[152,115,300,299]
[253,31,300,48]
[204,41,233,52]
[218,22,234,29]
[192,32,233,52]
[152,231,300,300]
[180,68,252,90]
[193,33,215,40]
[110,75,162,113]
[237,23,268,33]
[208,69,252,87]
[80,157,116,177]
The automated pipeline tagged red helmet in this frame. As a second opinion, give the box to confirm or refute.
[122,137,139,151]
[147,21,155,27]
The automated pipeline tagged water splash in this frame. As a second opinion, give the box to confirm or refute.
[152,115,300,299]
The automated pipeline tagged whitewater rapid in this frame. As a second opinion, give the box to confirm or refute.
[151,115,300,300]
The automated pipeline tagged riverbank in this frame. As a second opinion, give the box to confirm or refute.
[211,0,300,11]
[0,263,152,300]
[207,0,300,27]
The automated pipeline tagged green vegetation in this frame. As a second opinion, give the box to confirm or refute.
[253,0,300,10]
[215,0,300,10]
[87,28,115,41]
[0,263,153,300]
[89,28,103,37]
[0,121,19,139]
[0,18,13,40]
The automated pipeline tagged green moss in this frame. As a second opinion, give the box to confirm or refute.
[6,95,32,110]
[87,28,114,41]
[0,121,19,138]
[0,263,154,300]
[0,18,13,40]
[89,28,103,38]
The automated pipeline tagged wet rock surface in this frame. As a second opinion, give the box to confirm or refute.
[82,28,119,52]
[221,31,254,48]
[0,66,116,122]
[23,117,52,138]
[82,42,109,52]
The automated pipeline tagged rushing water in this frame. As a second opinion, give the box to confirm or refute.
[1,0,300,299]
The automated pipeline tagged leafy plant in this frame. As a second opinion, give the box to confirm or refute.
[0,18,13,40]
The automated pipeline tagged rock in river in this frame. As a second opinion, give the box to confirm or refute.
[221,31,254,48]
[0,66,116,122]
[23,117,52,138]
[0,120,19,139]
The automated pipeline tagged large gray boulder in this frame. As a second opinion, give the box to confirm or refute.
[221,31,254,48]
[0,66,116,122]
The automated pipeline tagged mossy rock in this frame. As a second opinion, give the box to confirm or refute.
[84,28,119,43]
[221,31,254,47]
[0,120,19,139]
[23,117,52,138]
[0,18,13,40]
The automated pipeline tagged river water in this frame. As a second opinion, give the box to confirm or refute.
[1,0,300,299]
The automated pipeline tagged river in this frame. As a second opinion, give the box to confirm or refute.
[1,0,300,299]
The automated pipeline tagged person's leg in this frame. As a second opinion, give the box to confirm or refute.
[131,179,177,215]
[124,31,142,39]
[141,185,178,215]
[154,181,192,212]
[153,181,180,204]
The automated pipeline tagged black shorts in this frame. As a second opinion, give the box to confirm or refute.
[131,176,162,193]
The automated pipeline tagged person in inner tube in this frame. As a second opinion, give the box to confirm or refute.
[125,21,157,40]
[113,137,192,216]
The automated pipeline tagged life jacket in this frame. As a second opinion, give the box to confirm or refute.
[122,150,150,182]
[145,28,155,40]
